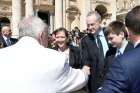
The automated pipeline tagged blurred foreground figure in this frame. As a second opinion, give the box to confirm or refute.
[0,16,89,93]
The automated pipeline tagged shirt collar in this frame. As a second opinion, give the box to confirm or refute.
[98,29,104,37]
[16,36,42,48]
[2,35,9,41]
[118,39,128,54]
[94,28,104,37]
[134,39,140,48]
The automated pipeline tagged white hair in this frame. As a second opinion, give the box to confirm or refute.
[87,11,101,22]
[18,16,48,39]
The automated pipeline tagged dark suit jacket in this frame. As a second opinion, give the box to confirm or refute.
[51,45,81,69]
[97,45,140,93]
[104,41,134,75]
[69,45,82,69]
[0,36,18,48]
[80,32,108,93]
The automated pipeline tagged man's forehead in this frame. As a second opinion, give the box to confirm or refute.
[108,33,118,37]
[87,16,99,23]
[87,14,97,20]
[2,26,11,30]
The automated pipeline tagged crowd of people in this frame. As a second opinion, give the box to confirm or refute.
[0,5,140,93]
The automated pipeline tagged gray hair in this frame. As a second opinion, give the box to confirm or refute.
[87,11,101,22]
[18,16,48,39]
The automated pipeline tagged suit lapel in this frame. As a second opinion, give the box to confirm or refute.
[135,43,140,48]
[0,36,7,47]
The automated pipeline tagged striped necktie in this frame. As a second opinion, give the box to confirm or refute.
[6,38,11,46]
[96,35,104,57]
[96,35,105,70]
[116,49,122,57]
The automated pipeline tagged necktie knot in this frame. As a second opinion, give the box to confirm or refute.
[116,49,122,57]
[6,38,11,46]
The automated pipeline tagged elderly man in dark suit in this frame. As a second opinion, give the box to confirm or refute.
[96,5,140,93]
[0,23,18,48]
[80,11,109,93]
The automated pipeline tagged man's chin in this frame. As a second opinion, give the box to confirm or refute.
[91,32,95,34]
[89,31,95,34]
[112,45,117,48]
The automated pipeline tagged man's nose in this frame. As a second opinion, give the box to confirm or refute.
[108,40,112,44]
[88,25,93,30]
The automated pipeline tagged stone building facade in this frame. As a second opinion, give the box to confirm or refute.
[0,0,139,37]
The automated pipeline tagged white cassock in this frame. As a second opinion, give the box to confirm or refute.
[0,36,88,93]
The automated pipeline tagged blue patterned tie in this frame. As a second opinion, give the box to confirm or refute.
[116,50,122,57]
[96,35,104,58]
[6,38,11,46]
[96,35,105,70]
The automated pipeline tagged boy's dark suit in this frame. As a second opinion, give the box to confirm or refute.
[104,41,134,76]
[97,44,140,93]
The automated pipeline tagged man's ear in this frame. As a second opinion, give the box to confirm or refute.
[38,32,43,44]
[120,32,125,37]
[39,32,43,38]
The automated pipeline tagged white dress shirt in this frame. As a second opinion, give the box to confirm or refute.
[134,39,140,48]
[115,39,128,57]
[98,30,109,57]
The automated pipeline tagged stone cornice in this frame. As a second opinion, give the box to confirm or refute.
[0,1,11,5]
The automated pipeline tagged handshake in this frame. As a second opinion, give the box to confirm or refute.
[82,65,90,75]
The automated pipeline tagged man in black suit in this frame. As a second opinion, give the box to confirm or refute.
[104,21,134,74]
[80,11,109,93]
[0,24,18,48]
[96,5,140,93]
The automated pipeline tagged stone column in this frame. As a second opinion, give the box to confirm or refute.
[63,0,66,28]
[11,0,22,37]
[71,15,80,30]
[80,0,91,31]
[25,0,34,17]
[55,0,63,29]
[50,12,54,34]
[65,0,70,30]
[110,0,116,21]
